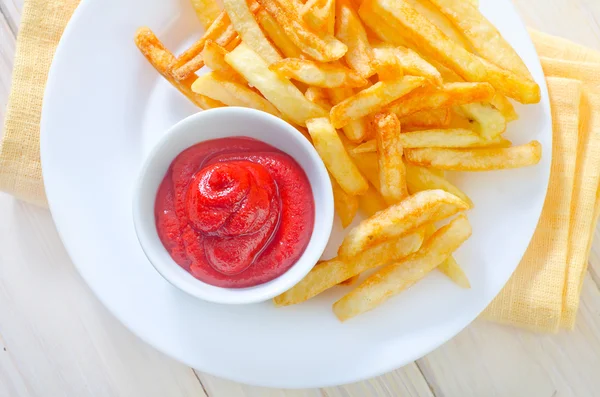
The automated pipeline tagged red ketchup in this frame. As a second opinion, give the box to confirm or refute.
[155,137,315,288]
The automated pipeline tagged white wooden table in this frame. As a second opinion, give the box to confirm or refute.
[2,0,600,395]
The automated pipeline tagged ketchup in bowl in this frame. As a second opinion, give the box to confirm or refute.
[155,137,315,288]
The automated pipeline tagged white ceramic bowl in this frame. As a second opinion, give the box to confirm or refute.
[133,107,334,304]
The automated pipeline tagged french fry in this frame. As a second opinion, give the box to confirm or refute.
[190,0,222,30]
[301,0,335,34]
[438,256,470,288]
[134,28,224,110]
[359,3,414,48]
[480,58,541,104]
[360,0,487,83]
[305,87,332,110]
[333,214,472,321]
[170,11,239,81]
[257,0,347,62]
[401,108,451,130]
[374,45,443,85]
[306,117,369,195]
[274,230,424,306]
[339,275,360,286]
[255,7,304,58]
[344,139,381,188]
[405,141,543,171]
[330,76,426,128]
[386,82,495,118]
[338,189,469,258]
[372,47,404,81]
[330,174,359,228]
[399,128,509,148]
[405,162,473,207]
[353,140,377,153]
[335,0,375,78]
[270,59,368,88]
[457,102,506,139]
[428,0,532,79]
[224,0,282,64]
[490,93,518,122]
[201,40,245,83]
[358,184,387,216]
[191,72,281,116]
[374,112,408,204]
[329,87,369,141]
[225,43,327,125]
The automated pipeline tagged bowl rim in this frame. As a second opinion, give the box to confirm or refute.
[132,107,334,304]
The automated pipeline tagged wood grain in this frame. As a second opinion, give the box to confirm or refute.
[1,0,600,396]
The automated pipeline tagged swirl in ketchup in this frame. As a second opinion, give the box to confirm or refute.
[155,137,315,288]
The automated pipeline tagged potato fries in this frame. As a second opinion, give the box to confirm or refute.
[306,87,333,110]
[329,87,369,141]
[338,189,469,258]
[358,184,387,216]
[330,76,425,128]
[401,108,450,129]
[270,59,367,88]
[255,7,304,58]
[201,40,245,83]
[274,230,424,306]
[399,128,509,148]
[374,45,443,85]
[306,117,369,195]
[405,141,542,171]
[190,0,222,30]
[438,256,470,288]
[335,0,375,78]
[330,174,359,228]
[257,0,347,61]
[457,102,506,139]
[374,112,408,204]
[405,162,473,207]
[372,47,404,80]
[191,72,281,116]
[134,28,224,110]
[301,0,336,34]
[386,82,495,118]
[225,43,326,125]
[428,0,531,78]
[333,214,472,321]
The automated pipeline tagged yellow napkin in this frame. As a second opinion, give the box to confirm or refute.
[1,1,599,332]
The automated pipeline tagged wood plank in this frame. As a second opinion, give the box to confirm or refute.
[0,10,16,128]
[416,276,600,397]
[0,195,208,397]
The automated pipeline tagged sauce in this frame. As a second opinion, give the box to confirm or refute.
[155,137,315,288]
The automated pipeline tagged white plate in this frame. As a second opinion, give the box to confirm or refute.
[41,0,552,388]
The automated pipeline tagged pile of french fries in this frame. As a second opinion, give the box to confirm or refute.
[135,0,543,321]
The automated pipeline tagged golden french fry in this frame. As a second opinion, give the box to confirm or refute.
[255,7,304,58]
[190,0,222,30]
[386,82,495,118]
[306,117,369,195]
[170,12,238,81]
[359,3,414,48]
[374,112,408,204]
[480,58,541,104]
[405,162,473,207]
[270,59,368,88]
[333,214,472,321]
[191,72,281,116]
[257,0,347,62]
[329,87,369,141]
[339,275,360,286]
[134,28,224,110]
[338,189,469,258]
[224,0,282,64]
[335,0,375,78]
[399,128,509,148]
[490,93,518,122]
[358,184,387,216]
[305,87,332,110]
[352,140,377,154]
[301,0,335,34]
[374,45,443,85]
[330,76,426,128]
[438,256,470,288]
[405,141,543,171]
[360,0,487,83]
[201,40,245,83]
[401,108,451,130]
[274,230,424,306]
[342,135,381,188]
[428,0,532,79]
[457,102,506,139]
[372,47,404,80]
[330,174,359,228]
[225,43,326,125]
